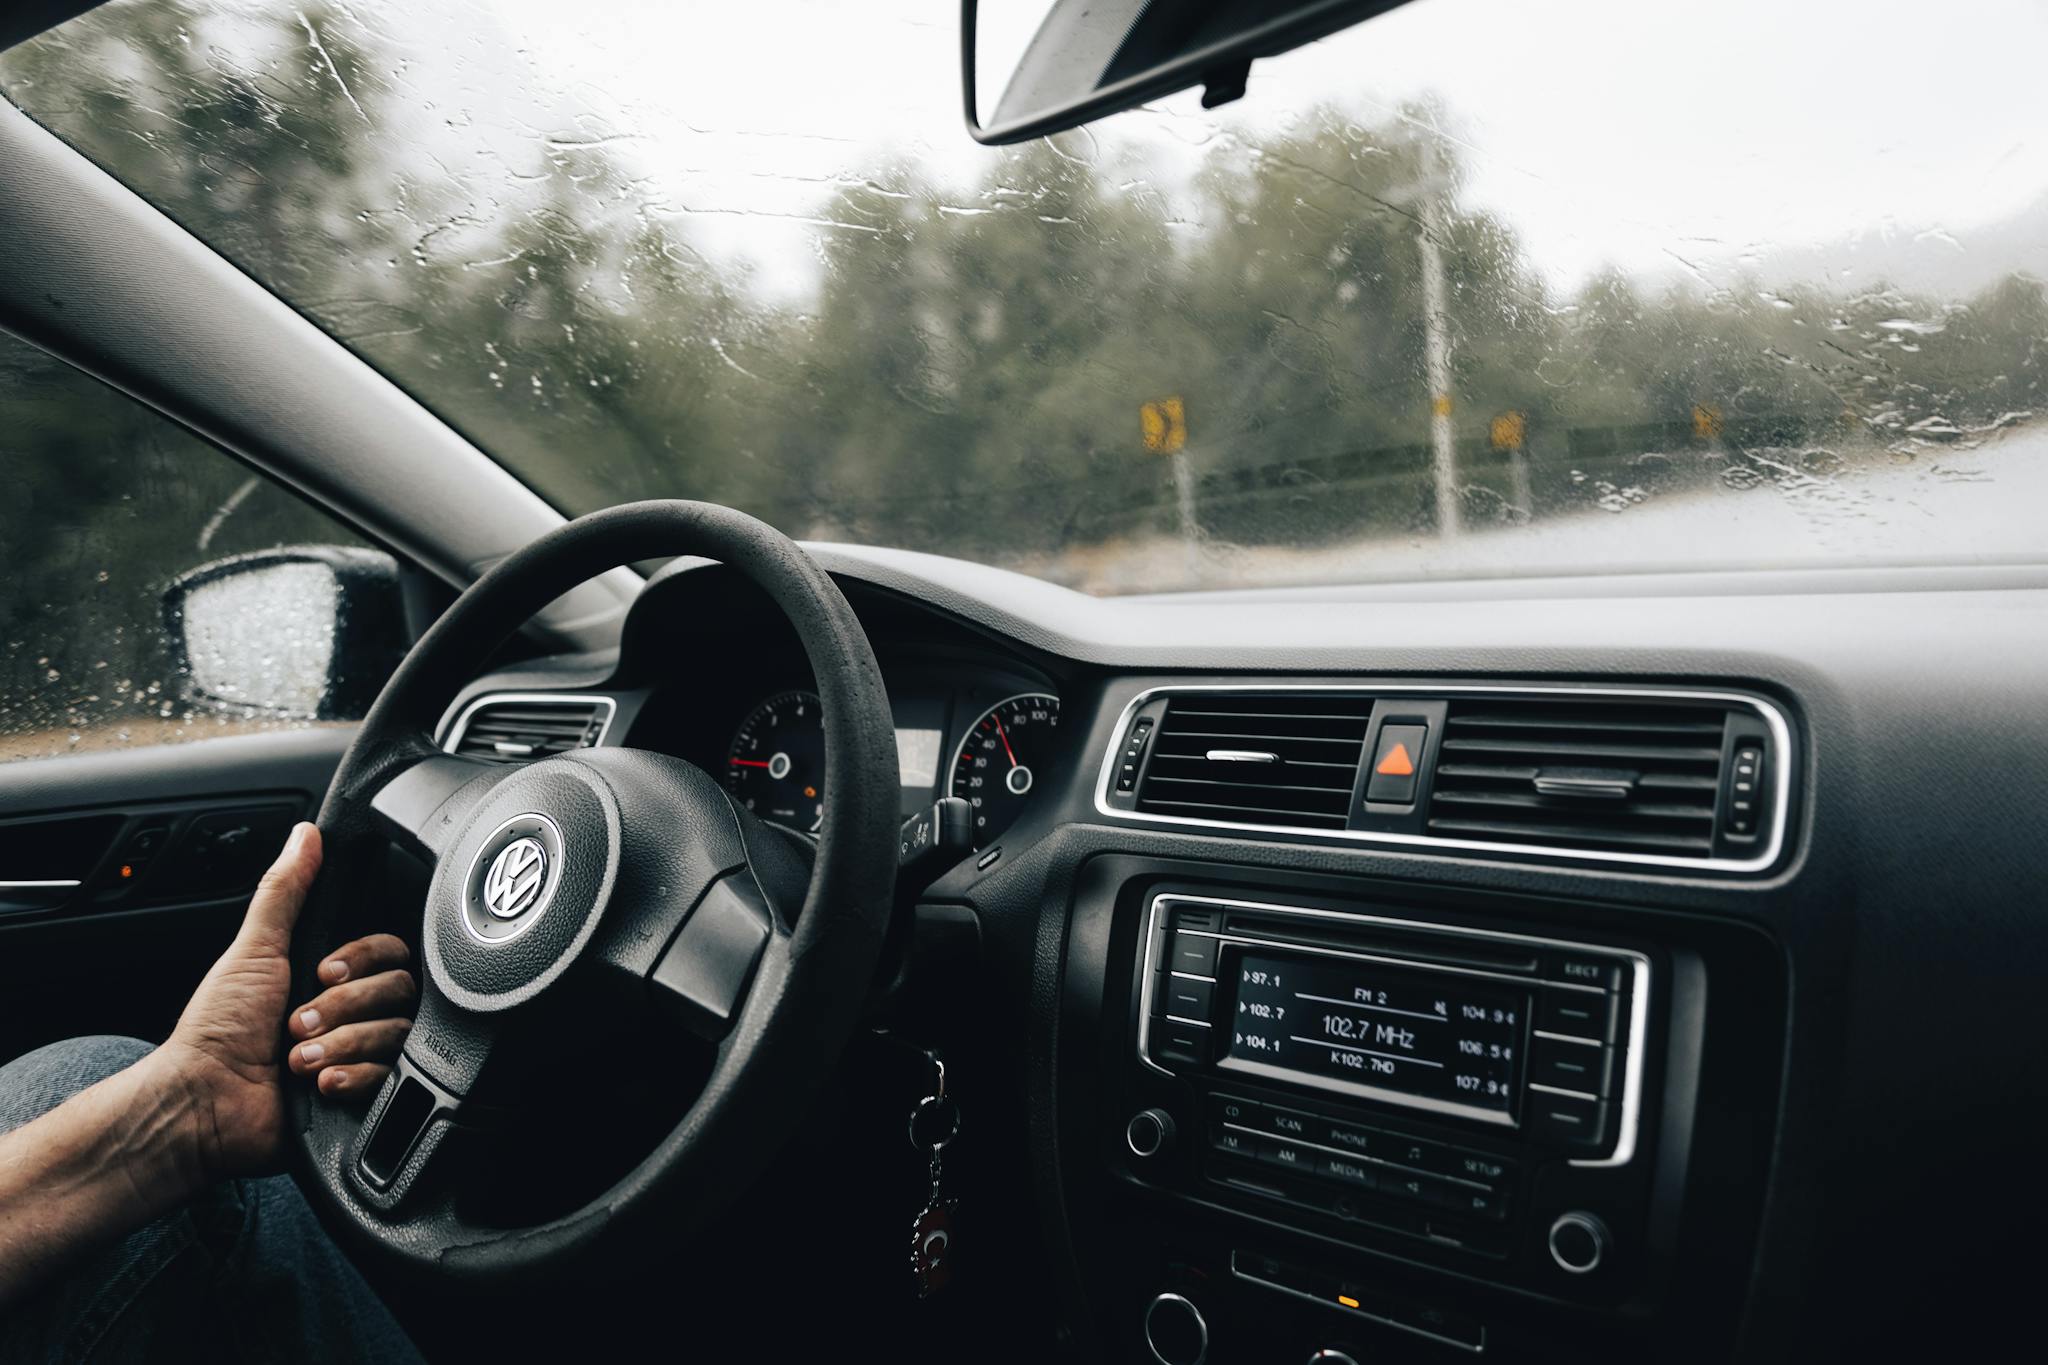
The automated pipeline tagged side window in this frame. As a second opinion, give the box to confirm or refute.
[0,331,405,763]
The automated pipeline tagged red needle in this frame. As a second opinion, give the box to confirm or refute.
[993,714,1018,767]
[730,758,771,769]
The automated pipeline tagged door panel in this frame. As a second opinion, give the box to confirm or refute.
[0,727,352,1061]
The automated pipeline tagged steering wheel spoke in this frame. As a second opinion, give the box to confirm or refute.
[346,984,505,1206]
[368,750,507,861]
[645,871,780,1041]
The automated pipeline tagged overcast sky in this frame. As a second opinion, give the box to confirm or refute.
[403,0,2048,300]
[198,0,2048,303]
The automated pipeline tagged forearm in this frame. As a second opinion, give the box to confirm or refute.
[0,1053,210,1306]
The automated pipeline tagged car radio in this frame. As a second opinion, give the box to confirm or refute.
[1129,892,1650,1281]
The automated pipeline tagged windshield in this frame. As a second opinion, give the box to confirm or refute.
[4,0,2044,593]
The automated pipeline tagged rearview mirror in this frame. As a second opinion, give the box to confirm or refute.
[963,0,1410,145]
[163,546,408,720]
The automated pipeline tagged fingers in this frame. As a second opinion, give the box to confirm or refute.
[239,822,323,952]
[289,1017,412,1077]
[314,1063,392,1099]
[290,966,418,1042]
[315,933,411,987]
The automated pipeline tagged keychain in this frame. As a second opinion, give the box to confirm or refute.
[907,1052,961,1298]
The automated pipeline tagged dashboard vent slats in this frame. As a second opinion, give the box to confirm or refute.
[1135,693,1373,830]
[1426,699,1728,857]
[448,697,612,763]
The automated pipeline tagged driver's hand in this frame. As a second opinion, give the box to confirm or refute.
[285,922,416,1099]
[158,823,416,1178]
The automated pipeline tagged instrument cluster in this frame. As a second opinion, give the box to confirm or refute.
[720,685,1061,848]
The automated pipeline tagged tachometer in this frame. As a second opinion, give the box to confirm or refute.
[950,693,1060,848]
[725,689,825,834]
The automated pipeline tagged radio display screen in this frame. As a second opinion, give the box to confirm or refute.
[1223,951,1528,1120]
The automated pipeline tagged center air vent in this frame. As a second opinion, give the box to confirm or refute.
[444,694,615,763]
[1134,693,1374,830]
[1426,698,1728,857]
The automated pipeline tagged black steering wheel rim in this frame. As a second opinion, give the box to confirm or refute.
[288,499,900,1280]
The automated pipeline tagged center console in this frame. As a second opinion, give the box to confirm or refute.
[1058,860,1785,1364]
[1140,893,1643,1297]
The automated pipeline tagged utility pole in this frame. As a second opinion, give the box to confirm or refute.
[1417,134,1460,538]
[1141,396,1198,579]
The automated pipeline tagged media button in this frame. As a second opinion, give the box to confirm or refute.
[1316,1152,1379,1191]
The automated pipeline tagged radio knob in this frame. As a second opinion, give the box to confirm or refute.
[1126,1108,1177,1159]
[1143,1292,1209,1365]
[1548,1211,1611,1274]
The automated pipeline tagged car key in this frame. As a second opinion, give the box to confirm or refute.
[907,1052,961,1298]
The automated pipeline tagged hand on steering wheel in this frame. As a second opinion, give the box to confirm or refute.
[157,823,417,1178]
[286,501,900,1281]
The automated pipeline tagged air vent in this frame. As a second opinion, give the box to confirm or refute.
[1426,698,1729,857]
[1135,693,1374,830]
[445,694,614,763]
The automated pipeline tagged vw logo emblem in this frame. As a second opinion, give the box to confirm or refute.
[482,837,548,920]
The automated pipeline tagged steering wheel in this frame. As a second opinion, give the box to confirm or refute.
[287,500,900,1279]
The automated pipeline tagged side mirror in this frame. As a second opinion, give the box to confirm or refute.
[963,0,1411,145]
[163,546,408,720]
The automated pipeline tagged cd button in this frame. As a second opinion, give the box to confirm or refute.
[1211,1094,1260,1126]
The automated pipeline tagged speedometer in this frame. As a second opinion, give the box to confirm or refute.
[950,693,1060,848]
[725,689,825,834]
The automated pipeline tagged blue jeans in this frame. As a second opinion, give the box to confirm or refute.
[0,1037,424,1365]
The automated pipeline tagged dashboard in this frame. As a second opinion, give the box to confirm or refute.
[592,571,1070,853]
[433,547,2048,1364]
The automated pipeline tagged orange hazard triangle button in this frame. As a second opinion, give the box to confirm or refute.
[1375,742,1415,777]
